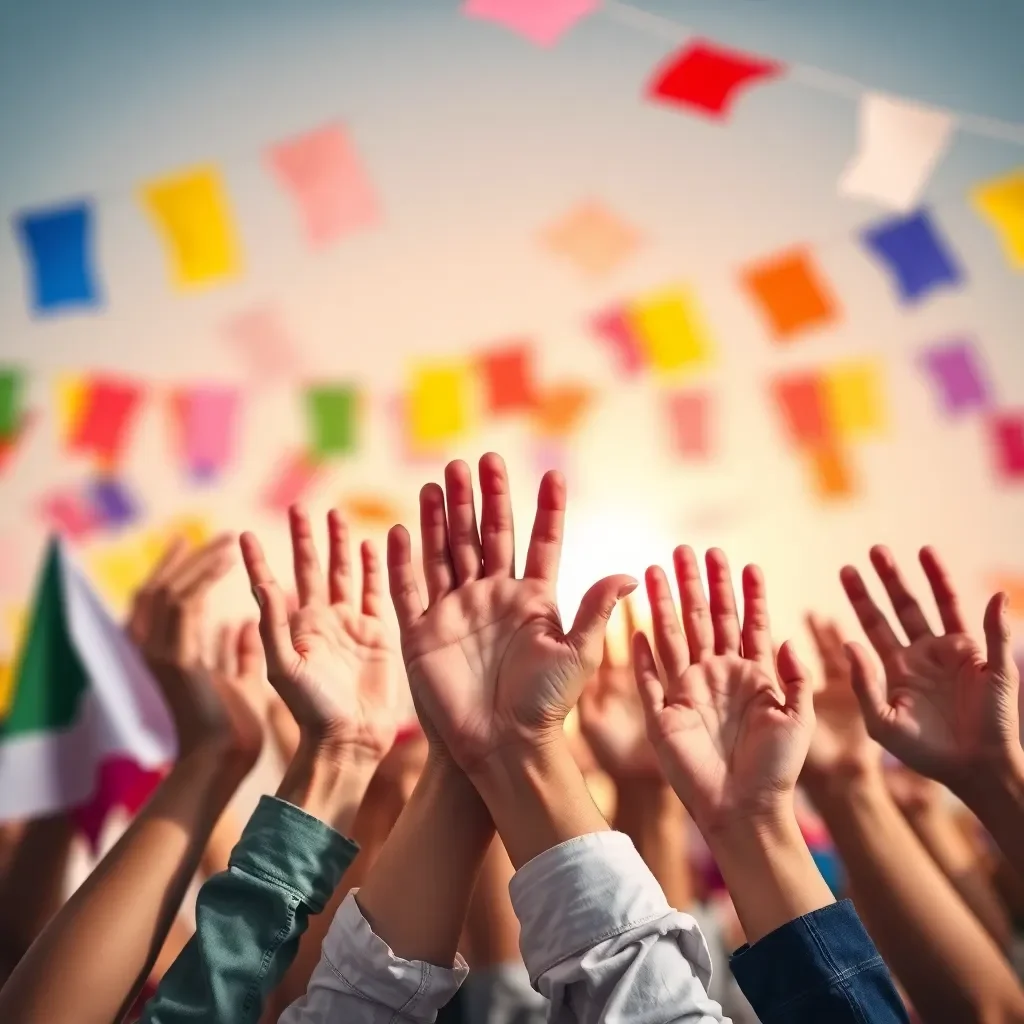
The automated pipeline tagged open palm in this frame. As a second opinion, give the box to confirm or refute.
[577,601,661,779]
[241,506,400,762]
[841,545,1019,789]
[387,455,636,772]
[633,545,813,834]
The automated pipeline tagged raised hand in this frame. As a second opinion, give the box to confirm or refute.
[578,599,661,779]
[240,507,400,766]
[840,545,1020,791]
[803,613,878,782]
[136,534,259,764]
[385,453,636,773]
[632,546,813,835]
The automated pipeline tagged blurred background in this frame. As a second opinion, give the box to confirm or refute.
[1,0,1023,717]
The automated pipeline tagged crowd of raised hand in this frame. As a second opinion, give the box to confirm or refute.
[1,452,1023,1023]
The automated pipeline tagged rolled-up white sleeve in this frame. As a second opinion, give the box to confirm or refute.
[510,831,729,1023]
[278,891,468,1024]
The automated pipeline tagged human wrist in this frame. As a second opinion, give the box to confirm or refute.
[801,757,884,810]
[955,747,1024,832]
[277,736,379,832]
[614,776,682,828]
[468,734,608,869]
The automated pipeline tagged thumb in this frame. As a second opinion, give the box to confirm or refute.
[566,575,638,671]
[984,592,1012,678]
[777,640,813,723]
[845,641,889,738]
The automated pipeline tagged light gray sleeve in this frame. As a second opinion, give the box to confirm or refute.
[510,831,730,1024]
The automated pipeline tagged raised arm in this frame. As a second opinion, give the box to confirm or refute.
[143,507,403,1024]
[633,548,908,1024]
[839,545,1024,873]
[0,536,262,1024]
[801,610,1024,1024]
[388,454,725,1023]
[577,600,693,910]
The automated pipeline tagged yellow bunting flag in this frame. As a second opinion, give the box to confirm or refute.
[140,166,242,287]
[408,363,470,449]
[972,168,1024,269]
[824,361,886,440]
[807,442,857,500]
[55,374,88,442]
[627,287,714,375]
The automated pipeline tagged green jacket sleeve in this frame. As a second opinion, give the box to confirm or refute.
[141,795,359,1024]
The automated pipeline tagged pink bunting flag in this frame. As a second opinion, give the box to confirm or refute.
[38,488,101,542]
[172,386,240,480]
[267,123,379,248]
[223,305,302,382]
[665,390,712,459]
[591,306,645,376]
[261,452,325,512]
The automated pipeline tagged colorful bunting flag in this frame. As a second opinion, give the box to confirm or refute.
[261,452,325,512]
[989,412,1024,484]
[267,123,378,248]
[917,337,992,416]
[306,384,359,456]
[477,343,538,414]
[861,208,964,304]
[771,373,831,448]
[741,248,840,342]
[462,0,597,46]
[223,305,301,382]
[87,478,141,530]
[839,94,955,212]
[971,168,1024,269]
[38,488,100,542]
[824,361,886,440]
[69,377,144,467]
[408,363,471,450]
[665,389,712,459]
[172,385,240,481]
[340,494,403,528]
[541,201,640,276]
[647,40,782,119]
[0,539,175,826]
[532,383,592,437]
[628,287,714,376]
[140,166,241,288]
[592,306,645,376]
[0,369,24,440]
[14,201,102,315]
[806,443,857,500]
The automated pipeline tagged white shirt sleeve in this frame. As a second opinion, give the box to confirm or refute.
[509,831,730,1024]
[278,890,468,1024]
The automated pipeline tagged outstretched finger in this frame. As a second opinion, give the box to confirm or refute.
[240,532,297,680]
[983,592,1013,679]
[419,483,454,603]
[168,534,235,602]
[776,640,813,723]
[845,641,894,742]
[870,546,934,642]
[444,460,483,586]
[236,620,264,680]
[741,564,774,668]
[673,546,713,660]
[387,525,425,629]
[840,565,903,658]
[327,509,353,606]
[919,547,968,636]
[215,624,237,679]
[524,470,565,586]
[706,548,741,655]
[361,540,383,618]
[566,574,637,674]
[632,631,666,734]
[479,452,515,577]
[644,565,689,680]
[289,506,328,607]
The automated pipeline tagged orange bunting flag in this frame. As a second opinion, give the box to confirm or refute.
[532,383,592,438]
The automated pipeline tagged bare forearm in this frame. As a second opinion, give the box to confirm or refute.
[356,754,494,965]
[807,769,1024,1024]
[0,743,247,1024]
[614,778,693,910]
[904,803,1012,950]
[958,754,1024,882]
[707,807,834,945]
[463,836,521,967]
[471,738,609,871]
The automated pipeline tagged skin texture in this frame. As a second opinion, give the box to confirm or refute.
[633,546,834,944]
[802,607,1024,1024]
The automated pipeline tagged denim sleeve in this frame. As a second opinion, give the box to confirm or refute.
[140,795,358,1024]
[730,900,909,1024]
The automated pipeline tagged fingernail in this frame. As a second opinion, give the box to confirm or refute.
[618,580,639,599]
